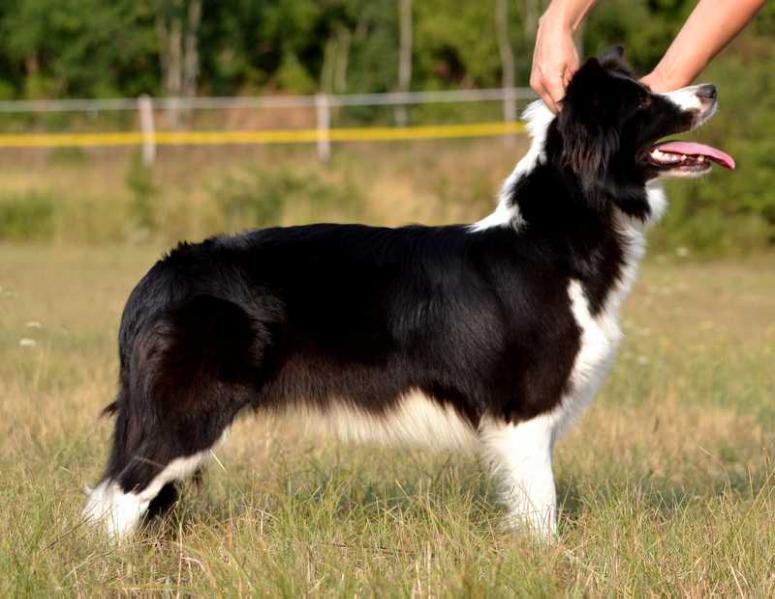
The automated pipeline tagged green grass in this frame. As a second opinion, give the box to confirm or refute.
[0,244,773,596]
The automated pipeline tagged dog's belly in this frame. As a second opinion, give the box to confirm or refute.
[289,389,479,451]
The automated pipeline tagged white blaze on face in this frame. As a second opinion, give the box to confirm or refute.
[659,84,717,127]
[659,85,705,112]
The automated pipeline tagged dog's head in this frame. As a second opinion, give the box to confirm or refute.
[544,47,734,219]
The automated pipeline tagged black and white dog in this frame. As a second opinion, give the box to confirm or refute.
[84,50,734,540]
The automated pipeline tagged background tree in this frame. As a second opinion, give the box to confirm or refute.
[156,0,202,126]
[395,0,412,126]
[495,0,516,125]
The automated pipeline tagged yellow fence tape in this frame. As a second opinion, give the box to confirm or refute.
[0,121,525,148]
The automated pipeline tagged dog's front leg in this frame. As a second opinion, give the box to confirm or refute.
[479,414,557,539]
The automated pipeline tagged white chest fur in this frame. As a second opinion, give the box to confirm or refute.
[552,210,649,439]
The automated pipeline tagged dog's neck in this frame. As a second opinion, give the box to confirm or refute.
[471,101,666,234]
[471,101,666,316]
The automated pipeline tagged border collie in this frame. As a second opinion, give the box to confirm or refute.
[84,49,734,540]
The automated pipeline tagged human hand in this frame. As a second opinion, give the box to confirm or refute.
[530,11,580,113]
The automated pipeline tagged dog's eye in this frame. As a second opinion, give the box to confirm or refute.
[638,96,653,109]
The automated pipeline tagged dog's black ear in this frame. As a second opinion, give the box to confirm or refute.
[555,58,620,208]
[598,46,631,75]
[601,45,624,62]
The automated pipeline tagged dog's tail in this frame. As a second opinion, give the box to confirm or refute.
[101,400,119,417]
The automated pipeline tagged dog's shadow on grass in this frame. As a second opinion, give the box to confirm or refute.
[143,449,508,537]
[142,448,770,540]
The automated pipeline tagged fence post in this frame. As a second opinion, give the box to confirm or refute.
[502,87,517,145]
[315,93,331,162]
[138,94,156,166]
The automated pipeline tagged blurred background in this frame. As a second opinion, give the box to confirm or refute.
[0,0,772,254]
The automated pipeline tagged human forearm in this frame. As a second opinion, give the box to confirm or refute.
[531,0,597,111]
[539,0,597,32]
[643,0,766,91]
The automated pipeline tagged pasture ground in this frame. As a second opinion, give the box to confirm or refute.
[0,244,773,596]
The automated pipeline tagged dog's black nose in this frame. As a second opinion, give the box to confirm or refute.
[697,85,717,101]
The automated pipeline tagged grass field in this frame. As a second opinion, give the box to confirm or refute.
[0,243,773,596]
[0,141,520,247]
[2,136,769,256]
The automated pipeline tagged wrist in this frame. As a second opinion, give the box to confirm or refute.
[541,0,595,32]
[539,3,578,33]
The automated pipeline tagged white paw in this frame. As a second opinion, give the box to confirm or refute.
[82,480,147,541]
[502,508,557,541]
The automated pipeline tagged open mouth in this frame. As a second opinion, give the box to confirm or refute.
[648,141,736,174]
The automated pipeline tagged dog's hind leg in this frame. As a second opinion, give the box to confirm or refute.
[84,295,269,540]
[479,414,558,539]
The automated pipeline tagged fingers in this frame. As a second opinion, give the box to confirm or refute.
[530,74,554,113]
[543,72,567,112]
[562,64,575,88]
[530,68,567,113]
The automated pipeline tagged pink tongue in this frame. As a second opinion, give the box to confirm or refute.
[657,141,736,170]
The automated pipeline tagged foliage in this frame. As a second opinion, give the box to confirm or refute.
[651,41,775,255]
[0,0,157,98]
[212,166,365,231]
[0,191,54,240]
[0,1,769,100]
[125,151,159,233]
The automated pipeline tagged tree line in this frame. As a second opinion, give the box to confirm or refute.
[0,0,771,100]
